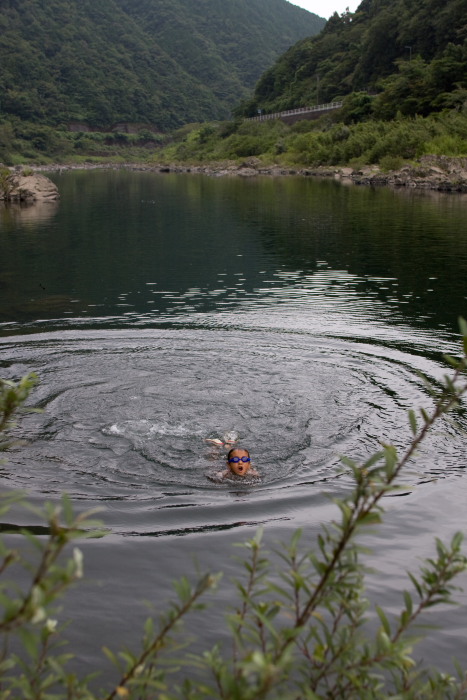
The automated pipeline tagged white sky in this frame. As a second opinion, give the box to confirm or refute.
[289,0,361,19]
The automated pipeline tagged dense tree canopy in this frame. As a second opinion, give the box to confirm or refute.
[239,0,467,119]
[0,0,324,130]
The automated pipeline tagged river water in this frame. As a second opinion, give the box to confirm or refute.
[1,170,467,683]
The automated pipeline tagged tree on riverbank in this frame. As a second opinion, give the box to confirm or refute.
[2,106,466,169]
[239,0,467,119]
[159,107,467,169]
[1,325,467,698]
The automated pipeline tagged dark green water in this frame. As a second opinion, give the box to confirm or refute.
[1,170,466,332]
[1,170,467,681]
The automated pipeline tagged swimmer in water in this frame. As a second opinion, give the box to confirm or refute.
[223,447,259,478]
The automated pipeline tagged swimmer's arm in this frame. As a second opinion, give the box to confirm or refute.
[206,469,229,483]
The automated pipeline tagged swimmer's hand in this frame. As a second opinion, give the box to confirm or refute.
[205,438,224,445]
[206,469,260,483]
[206,469,229,483]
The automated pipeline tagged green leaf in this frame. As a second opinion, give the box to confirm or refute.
[403,590,413,616]
[336,499,352,525]
[290,528,303,551]
[382,444,398,476]
[269,581,295,601]
[408,572,422,598]
[118,650,137,668]
[420,408,430,424]
[62,494,74,526]
[144,616,155,640]
[377,628,391,652]
[340,455,358,469]
[19,528,43,551]
[435,538,447,559]
[443,354,461,369]
[18,627,39,660]
[0,658,16,673]
[451,531,464,551]
[408,409,418,435]
[102,646,119,667]
[356,511,382,526]
[458,316,467,338]
[376,605,391,635]
[362,451,385,469]
[253,527,264,547]
[173,576,191,603]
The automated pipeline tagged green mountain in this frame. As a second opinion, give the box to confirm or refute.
[0,0,324,131]
[240,0,467,119]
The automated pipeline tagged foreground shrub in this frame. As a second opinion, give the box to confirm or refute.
[1,322,467,698]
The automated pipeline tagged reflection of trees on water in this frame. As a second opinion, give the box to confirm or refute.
[1,170,467,332]
[222,177,467,333]
[1,199,62,325]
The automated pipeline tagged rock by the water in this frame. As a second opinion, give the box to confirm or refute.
[0,170,59,202]
[20,156,467,193]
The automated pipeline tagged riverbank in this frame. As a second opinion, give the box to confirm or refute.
[27,155,467,193]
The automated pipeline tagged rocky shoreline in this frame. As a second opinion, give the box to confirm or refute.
[27,155,467,193]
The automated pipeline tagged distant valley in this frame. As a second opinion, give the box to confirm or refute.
[0,0,324,130]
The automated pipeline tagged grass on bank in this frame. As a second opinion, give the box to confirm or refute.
[0,120,168,166]
[159,107,467,169]
[1,105,467,170]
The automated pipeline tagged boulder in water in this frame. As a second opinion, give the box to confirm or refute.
[0,168,59,202]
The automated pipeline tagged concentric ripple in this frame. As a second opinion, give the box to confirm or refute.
[1,326,464,536]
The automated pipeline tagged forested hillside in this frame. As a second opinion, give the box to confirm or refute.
[240,0,467,119]
[0,0,324,130]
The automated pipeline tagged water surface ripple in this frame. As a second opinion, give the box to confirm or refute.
[1,322,464,537]
[1,171,467,674]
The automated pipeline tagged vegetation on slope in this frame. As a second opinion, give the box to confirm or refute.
[155,0,467,171]
[1,104,466,168]
[159,107,467,169]
[2,0,466,168]
[0,0,324,130]
[238,0,467,119]
[0,120,170,165]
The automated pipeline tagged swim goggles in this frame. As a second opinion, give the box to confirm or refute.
[229,456,251,463]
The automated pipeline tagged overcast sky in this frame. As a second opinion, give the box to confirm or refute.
[289,0,361,19]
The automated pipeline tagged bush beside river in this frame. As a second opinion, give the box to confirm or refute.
[2,107,467,192]
[158,108,467,175]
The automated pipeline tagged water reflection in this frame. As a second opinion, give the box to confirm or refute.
[1,171,467,334]
[2,171,467,676]
[0,199,59,226]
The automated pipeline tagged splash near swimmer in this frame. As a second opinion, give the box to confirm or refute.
[205,430,239,447]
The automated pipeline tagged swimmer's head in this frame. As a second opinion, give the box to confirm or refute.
[227,447,251,476]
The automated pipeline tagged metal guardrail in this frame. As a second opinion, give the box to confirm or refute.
[246,102,343,121]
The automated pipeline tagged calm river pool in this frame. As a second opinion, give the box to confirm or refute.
[1,170,467,683]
